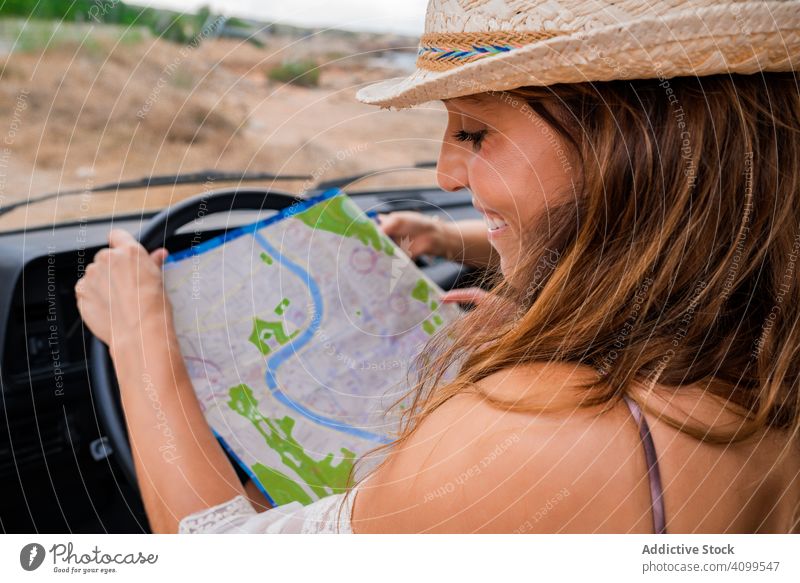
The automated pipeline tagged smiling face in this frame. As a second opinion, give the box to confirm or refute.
[438,92,575,277]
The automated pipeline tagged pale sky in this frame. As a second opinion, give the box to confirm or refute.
[139,0,429,35]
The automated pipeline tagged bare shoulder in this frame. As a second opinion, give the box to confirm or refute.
[352,363,642,533]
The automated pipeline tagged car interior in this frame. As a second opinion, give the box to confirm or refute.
[0,177,486,533]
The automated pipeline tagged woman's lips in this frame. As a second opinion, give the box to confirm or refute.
[472,199,509,235]
[484,214,507,231]
[480,212,509,240]
[486,222,509,239]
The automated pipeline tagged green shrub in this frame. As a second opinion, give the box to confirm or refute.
[171,69,196,90]
[267,60,320,88]
[0,0,219,47]
[0,19,147,54]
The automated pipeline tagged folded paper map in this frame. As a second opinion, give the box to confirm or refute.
[162,189,462,506]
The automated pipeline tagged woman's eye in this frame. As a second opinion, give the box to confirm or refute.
[452,129,487,150]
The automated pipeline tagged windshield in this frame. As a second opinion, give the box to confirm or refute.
[0,2,442,233]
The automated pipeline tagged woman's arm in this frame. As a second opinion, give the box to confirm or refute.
[439,219,498,269]
[76,229,249,533]
[112,310,248,533]
[378,212,498,269]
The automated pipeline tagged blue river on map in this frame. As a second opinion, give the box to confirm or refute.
[253,231,392,445]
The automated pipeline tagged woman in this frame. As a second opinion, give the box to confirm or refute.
[76,0,800,533]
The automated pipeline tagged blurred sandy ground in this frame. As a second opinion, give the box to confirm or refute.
[0,25,444,231]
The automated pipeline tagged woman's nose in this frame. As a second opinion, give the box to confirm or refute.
[436,139,469,192]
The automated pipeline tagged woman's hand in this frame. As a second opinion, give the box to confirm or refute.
[379,212,498,269]
[75,228,169,355]
[377,211,449,259]
[441,287,489,306]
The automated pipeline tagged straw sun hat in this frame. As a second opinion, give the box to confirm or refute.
[356,0,800,109]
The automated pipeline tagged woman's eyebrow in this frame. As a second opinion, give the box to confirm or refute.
[444,96,494,112]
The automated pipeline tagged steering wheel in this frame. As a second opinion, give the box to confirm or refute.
[90,188,302,492]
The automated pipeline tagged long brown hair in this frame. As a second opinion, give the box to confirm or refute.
[397,71,800,445]
[345,72,800,522]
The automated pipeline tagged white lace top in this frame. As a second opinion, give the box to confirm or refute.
[178,492,355,534]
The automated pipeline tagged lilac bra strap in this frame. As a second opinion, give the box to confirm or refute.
[622,394,667,534]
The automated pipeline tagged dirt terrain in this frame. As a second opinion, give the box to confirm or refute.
[0,25,443,231]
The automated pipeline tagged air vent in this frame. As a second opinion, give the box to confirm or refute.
[2,253,89,390]
[0,411,68,477]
